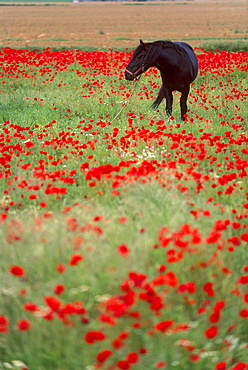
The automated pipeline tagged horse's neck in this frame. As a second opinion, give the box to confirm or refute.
[146,47,161,69]
[151,48,177,71]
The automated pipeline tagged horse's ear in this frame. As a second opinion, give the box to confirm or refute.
[140,40,146,50]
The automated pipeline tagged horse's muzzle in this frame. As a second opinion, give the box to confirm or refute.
[125,69,135,81]
[125,65,145,81]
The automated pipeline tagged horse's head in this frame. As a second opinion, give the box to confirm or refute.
[125,40,147,81]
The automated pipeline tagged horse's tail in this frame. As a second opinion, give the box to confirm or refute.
[151,86,164,109]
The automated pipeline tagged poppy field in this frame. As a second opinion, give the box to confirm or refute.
[0,46,248,370]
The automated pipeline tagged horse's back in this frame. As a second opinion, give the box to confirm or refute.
[174,42,198,81]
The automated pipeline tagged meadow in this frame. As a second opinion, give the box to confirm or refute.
[0,42,248,370]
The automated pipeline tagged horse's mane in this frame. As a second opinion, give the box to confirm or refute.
[146,40,191,60]
[133,40,192,67]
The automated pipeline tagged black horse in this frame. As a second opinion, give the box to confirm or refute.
[125,40,198,121]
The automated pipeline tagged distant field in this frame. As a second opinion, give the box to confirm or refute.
[0,0,247,49]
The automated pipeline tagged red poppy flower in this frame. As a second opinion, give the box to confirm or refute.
[215,362,226,370]
[0,315,8,333]
[241,233,248,242]
[117,244,130,257]
[53,284,65,295]
[238,276,248,284]
[9,265,25,277]
[39,202,47,208]
[118,216,126,223]
[155,361,166,368]
[243,293,248,303]
[232,363,246,370]
[205,325,218,339]
[96,349,112,363]
[69,253,83,266]
[154,319,174,332]
[203,282,215,296]
[0,315,8,326]
[239,309,248,318]
[84,330,106,344]
[23,302,38,312]
[190,354,200,362]
[56,263,66,274]
[24,141,35,148]
[17,319,31,331]
[0,325,8,333]
[117,360,130,370]
[127,352,139,363]
[44,296,61,311]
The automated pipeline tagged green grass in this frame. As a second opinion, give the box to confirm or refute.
[199,39,248,52]
[111,37,138,41]
[1,39,247,53]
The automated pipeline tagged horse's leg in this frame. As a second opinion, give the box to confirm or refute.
[180,85,190,121]
[165,89,173,117]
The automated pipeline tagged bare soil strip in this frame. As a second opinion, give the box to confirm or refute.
[0,0,247,49]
